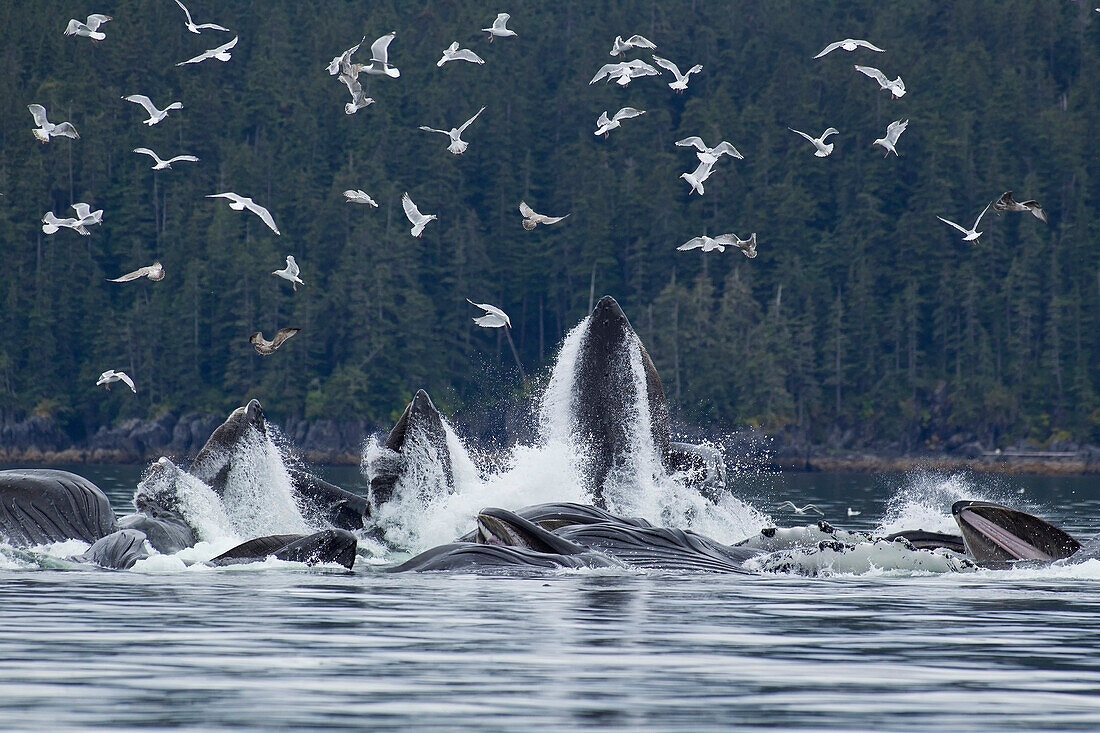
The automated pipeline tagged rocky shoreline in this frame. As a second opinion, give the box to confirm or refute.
[2,411,1098,475]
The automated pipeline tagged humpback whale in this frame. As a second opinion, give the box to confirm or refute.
[189,398,268,493]
[0,469,117,546]
[209,529,358,569]
[366,389,455,510]
[952,500,1081,566]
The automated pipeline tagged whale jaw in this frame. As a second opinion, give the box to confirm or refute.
[952,501,1081,566]
[368,389,454,510]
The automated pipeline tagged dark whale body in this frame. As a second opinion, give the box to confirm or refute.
[209,529,358,569]
[952,500,1081,566]
[368,389,454,510]
[0,469,117,546]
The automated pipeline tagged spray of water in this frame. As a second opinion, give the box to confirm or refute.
[217,426,313,537]
[877,472,1004,536]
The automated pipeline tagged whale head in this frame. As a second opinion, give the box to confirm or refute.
[189,399,269,494]
[474,507,588,555]
[367,389,454,510]
[952,500,1081,567]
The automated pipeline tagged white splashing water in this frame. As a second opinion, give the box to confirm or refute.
[215,427,313,537]
[877,472,1004,536]
[139,459,237,543]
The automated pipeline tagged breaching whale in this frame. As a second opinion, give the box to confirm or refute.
[366,389,455,511]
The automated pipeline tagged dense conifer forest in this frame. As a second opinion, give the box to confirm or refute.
[2,1,1099,451]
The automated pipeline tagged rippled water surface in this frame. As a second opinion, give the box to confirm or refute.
[2,467,1099,731]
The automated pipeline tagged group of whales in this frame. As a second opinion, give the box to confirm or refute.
[0,296,1088,574]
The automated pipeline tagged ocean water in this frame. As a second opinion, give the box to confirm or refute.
[1,466,1099,731]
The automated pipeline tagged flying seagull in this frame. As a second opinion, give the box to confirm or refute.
[109,262,164,283]
[133,147,199,170]
[814,38,885,59]
[872,119,909,157]
[250,328,299,356]
[789,126,839,157]
[64,14,111,41]
[675,136,743,165]
[122,95,184,126]
[419,106,486,155]
[938,201,993,242]
[519,201,570,230]
[177,35,238,66]
[438,41,485,66]
[42,212,88,236]
[364,32,400,77]
[993,191,1047,223]
[853,64,906,98]
[27,104,79,143]
[610,34,656,56]
[339,73,374,114]
[651,55,702,91]
[483,13,516,42]
[96,370,136,393]
[71,202,103,230]
[173,0,229,34]
[272,255,304,291]
[344,190,379,207]
[467,299,511,328]
[590,59,660,86]
[594,107,645,136]
[776,501,824,516]
[327,36,366,77]
[401,192,437,237]
[206,192,280,235]
[680,160,714,196]
[677,232,757,257]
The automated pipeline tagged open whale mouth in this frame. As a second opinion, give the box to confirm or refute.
[952,501,1081,566]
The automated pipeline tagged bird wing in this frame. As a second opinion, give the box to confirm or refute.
[457,106,486,134]
[853,64,888,85]
[886,119,908,143]
[596,111,611,128]
[971,201,993,230]
[685,64,703,76]
[132,147,160,162]
[711,141,743,159]
[166,155,199,164]
[117,372,136,393]
[494,13,511,30]
[813,40,843,59]
[370,32,395,62]
[245,200,280,234]
[213,35,238,53]
[626,59,660,75]
[712,233,742,247]
[52,122,79,139]
[651,55,680,77]
[937,216,969,235]
[821,127,839,140]
[72,202,91,219]
[64,19,84,36]
[108,266,153,282]
[1020,200,1047,222]
[992,191,1014,211]
[519,201,536,218]
[467,298,510,326]
[271,328,300,348]
[285,255,299,277]
[855,39,886,52]
[174,0,195,25]
[27,104,48,126]
[625,34,655,49]
[418,125,449,136]
[540,214,568,225]
[452,49,484,64]
[339,73,363,96]
[402,192,422,223]
[178,48,210,64]
[677,237,705,251]
[675,136,706,152]
[613,107,645,121]
[123,94,157,115]
[789,127,816,145]
[590,64,617,84]
[86,14,111,30]
[207,192,243,204]
[689,159,714,181]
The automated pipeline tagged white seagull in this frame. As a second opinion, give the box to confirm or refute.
[610,34,656,56]
[109,262,164,283]
[418,106,486,155]
[590,59,660,86]
[872,119,909,157]
[594,107,645,136]
[519,201,570,230]
[339,73,374,114]
[854,64,906,98]
[651,55,702,91]
[938,201,993,243]
[401,192,437,238]
[27,104,79,143]
[72,202,103,230]
[133,147,199,170]
[364,32,400,78]
[438,41,485,67]
[776,501,824,516]
[122,95,184,126]
[177,35,238,66]
[483,13,516,42]
[467,299,511,328]
[42,212,88,236]
[677,232,757,257]
[789,126,839,157]
[680,160,714,196]
[173,0,229,34]
[64,14,111,41]
[814,38,885,59]
[344,190,379,207]
[206,192,280,235]
[96,370,136,393]
[675,136,743,165]
[327,36,366,77]
[272,255,304,291]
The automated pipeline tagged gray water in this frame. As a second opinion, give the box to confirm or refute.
[2,466,1100,731]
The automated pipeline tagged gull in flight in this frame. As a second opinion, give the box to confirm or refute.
[519,201,569,230]
[122,95,184,126]
[872,119,909,157]
[173,0,229,34]
[64,14,111,41]
[207,192,280,235]
[327,36,366,78]
[177,35,238,66]
[776,501,824,516]
[28,104,79,143]
[250,328,299,356]
[590,59,660,86]
[814,38,885,59]
[993,191,1047,223]
[339,73,374,114]
[133,147,199,170]
[938,201,993,243]
[789,126,839,157]
[96,370,136,393]
[272,255,304,291]
[72,202,104,231]
[109,262,164,283]
[652,55,702,91]
[419,106,486,155]
[364,32,400,78]
[467,299,511,328]
[675,136,743,165]
[483,13,516,42]
[401,192,437,237]
[42,212,88,236]
[854,65,906,98]
[680,160,714,195]
[594,107,645,137]
[610,34,656,56]
[438,41,485,66]
[678,232,757,257]
[344,190,379,207]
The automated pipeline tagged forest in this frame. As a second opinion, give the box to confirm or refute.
[1,0,1099,452]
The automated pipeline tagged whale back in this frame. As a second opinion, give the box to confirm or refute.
[0,469,118,546]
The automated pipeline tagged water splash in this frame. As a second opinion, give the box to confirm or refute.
[137,459,237,543]
[877,472,1006,536]
[216,426,312,537]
